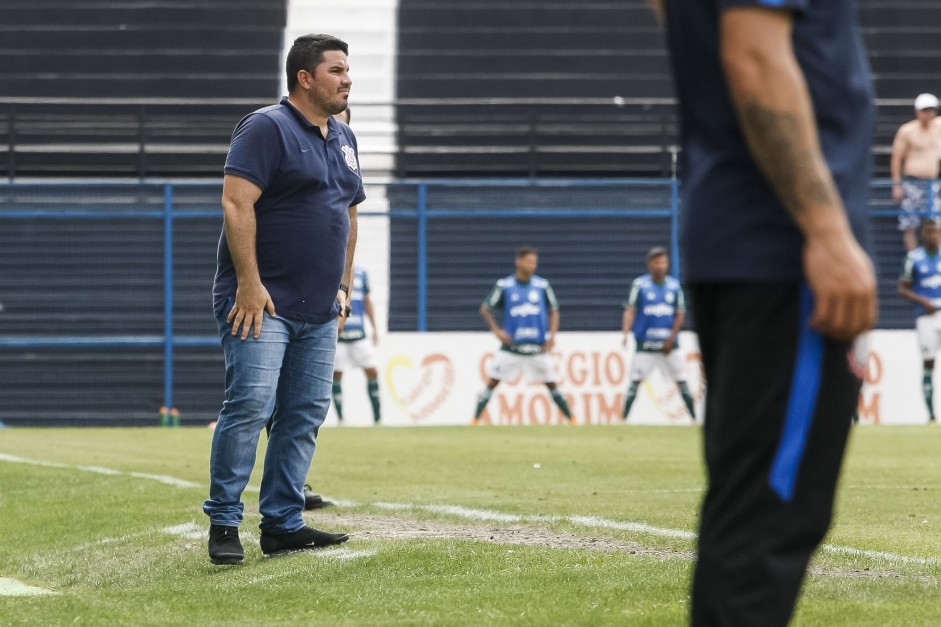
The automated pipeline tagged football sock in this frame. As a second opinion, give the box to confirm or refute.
[332,381,344,422]
[678,381,696,419]
[924,370,935,421]
[474,387,493,419]
[622,382,639,419]
[367,379,381,423]
[550,389,573,420]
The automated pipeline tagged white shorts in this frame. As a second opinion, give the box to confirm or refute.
[334,339,378,372]
[629,350,687,383]
[916,313,941,360]
[487,350,557,383]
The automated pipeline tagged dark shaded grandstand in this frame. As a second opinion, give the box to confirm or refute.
[0,1,939,178]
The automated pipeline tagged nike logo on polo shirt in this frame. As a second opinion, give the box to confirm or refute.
[301,148,311,153]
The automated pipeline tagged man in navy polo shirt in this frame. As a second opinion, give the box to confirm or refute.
[203,33,362,565]
[654,0,878,624]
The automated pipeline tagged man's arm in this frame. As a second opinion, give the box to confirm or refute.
[337,204,358,331]
[898,277,936,314]
[480,303,511,345]
[545,308,560,352]
[721,6,877,341]
[890,126,909,203]
[621,307,636,349]
[364,292,379,344]
[221,174,276,340]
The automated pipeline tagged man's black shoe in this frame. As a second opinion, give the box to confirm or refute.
[303,484,335,510]
[208,524,244,565]
[260,525,349,556]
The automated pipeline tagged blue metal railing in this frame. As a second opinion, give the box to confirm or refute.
[0,177,930,417]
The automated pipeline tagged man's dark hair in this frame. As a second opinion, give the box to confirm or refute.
[646,246,669,262]
[286,34,349,92]
[516,246,538,258]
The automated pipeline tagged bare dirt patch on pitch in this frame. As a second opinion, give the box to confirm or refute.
[312,511,695,559]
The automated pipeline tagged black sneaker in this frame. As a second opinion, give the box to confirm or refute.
[303,484,335,510]
[260,525,349,556]
[208,524,244,565]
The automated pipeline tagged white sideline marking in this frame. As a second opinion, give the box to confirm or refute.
[375,501,941,567]
[568,515,697,540]
[4,452,940,569]
[161,523,204,541]
[0,577,56,596]
[315,548,378,561]
[822,544,941,566]
[0,453,200,489]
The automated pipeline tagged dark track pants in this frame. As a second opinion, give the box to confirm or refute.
[689,283,860,627]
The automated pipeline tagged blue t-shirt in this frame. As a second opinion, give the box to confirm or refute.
[901,247,941,317]
[663,0,874,281]
[484,275,559,354]
[625,274,686,352]
[339,266,370,342]
[213,97,366,323]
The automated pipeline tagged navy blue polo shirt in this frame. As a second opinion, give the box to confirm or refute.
[664,0,874,282]
[213,97,366,323]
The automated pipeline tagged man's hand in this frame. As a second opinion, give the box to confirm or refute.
[892,182,904,204]
[803,231,877,341]
[662,337,676,354]
[543,336,556,352]
[337,290,349,333]
[227,281,276,340]
[924,300,938,315]
[495,329,512,345]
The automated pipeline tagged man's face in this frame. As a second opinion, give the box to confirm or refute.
[923,222,940,249]
[917,108,937,124]
[305,50,352,117]
[648,254,669,280]
[516,253,538,280]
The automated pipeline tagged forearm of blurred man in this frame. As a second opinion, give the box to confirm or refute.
[721,6,876,341]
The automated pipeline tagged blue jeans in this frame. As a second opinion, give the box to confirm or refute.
[203,310,337,534]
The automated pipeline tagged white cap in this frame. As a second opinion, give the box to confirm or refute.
[915,93,939,111]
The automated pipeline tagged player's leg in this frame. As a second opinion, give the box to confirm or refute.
[665,349,696,420]
[916,315,937,422]
[351,338,382,424]
[690,283,859,627]
[474,378,501,419]
[476,351,520,420]
[364,367,381,423]
[525,352,573,422]
[332,343,350,422]
[623,353,655,420]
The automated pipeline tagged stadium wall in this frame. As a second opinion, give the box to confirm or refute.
[322,330,926,427]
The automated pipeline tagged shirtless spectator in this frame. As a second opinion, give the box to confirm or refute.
[892,93,941,251]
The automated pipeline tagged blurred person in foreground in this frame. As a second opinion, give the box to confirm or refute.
[891,93,941,252]
[204,34,363,565]
[651,0,878,624]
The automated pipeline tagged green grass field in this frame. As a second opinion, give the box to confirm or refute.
[1,424,940,626]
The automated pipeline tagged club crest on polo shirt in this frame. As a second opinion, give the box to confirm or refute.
[341,145,358,172]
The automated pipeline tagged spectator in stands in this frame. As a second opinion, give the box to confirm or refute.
[332,264,382,424]
[474,246,575,424]
[654,0,877,625]
[892,93,941,251]
[620,246,695,422]
[204,33,362,565]
[898,218,941,423]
